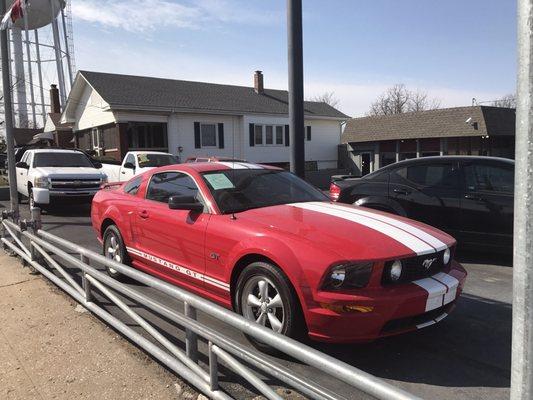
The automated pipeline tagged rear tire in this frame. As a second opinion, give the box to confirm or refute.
[102,225,129,280]
[235,261,305,352]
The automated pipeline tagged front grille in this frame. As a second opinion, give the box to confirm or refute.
[382,247,454,285]
[50,178,102,190]
[381,302,455,334]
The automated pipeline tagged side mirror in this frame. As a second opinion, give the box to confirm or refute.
[15,161,29,169]
[93,161,103,169]
[168,195,204,212]
[123,162,135,170]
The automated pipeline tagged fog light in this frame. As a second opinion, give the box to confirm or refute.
[443,248,451,265]
[320,303,375,313]
[390,260,403,281]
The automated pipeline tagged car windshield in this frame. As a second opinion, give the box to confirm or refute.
[201,169,328,214]
[137,154,178,168]
[33,152,94,168]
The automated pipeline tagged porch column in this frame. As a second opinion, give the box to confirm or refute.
[440,138,447,156]
[395,140,400,162]
[416,139,420,158]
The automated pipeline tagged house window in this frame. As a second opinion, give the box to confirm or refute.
[253,124,285,146]
[201,123,217,147]
[127,122,168,151]
[306,126,312,141]
[254,125,263,145]
[276,126,284,145]
[265,126,273,145]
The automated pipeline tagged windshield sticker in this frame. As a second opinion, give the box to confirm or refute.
[204,173,235,190]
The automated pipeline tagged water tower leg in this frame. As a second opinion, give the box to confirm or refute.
[60,8,73,87]
[12,27,28,128]
[50,0,67,108]
[34,29,46,121]
[23,12,37,127]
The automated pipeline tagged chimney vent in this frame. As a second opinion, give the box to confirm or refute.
[50,84,61,114]
[254,70,264,94]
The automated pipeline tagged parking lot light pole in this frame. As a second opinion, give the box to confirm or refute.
[1,0,19,223]
[287,0,305,178]
[512,1,533,399]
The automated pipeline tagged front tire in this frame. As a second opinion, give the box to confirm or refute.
[102,225,128,279]
[235,261,305,351]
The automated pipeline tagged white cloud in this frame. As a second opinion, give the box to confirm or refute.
[72,0,279,32]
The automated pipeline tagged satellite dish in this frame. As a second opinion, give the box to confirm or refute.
[10,0,65,30]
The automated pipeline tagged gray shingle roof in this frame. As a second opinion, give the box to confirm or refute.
[79,70,349,119]
[341,106,515,143]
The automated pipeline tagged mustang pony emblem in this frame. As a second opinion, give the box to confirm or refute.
[422,257,437,270]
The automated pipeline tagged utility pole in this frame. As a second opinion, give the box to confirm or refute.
[287,0,305,178]
[1,0,19,223]
[512,1,533,399]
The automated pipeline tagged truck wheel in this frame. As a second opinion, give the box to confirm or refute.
[103,225,129,280]
[235,261,305,352]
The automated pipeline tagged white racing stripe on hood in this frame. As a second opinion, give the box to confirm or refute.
[291,202,437,255]
[320,202,448,252]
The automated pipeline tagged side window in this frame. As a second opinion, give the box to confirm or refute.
[124,153,135,166]
[464,164,514,193]
[146,172,199,203]
[392,163,457,187]
[123,176,142,195]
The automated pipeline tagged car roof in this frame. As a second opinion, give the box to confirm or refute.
[154,161,281,174]
[31,149,84,154]
[129,151,172,155]
[376,155,514,171]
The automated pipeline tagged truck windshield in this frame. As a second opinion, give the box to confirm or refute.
[33,153,94,168]
[137,154,178,168]
[201,169,328,214]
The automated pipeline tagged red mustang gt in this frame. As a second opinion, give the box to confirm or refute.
[91,162,467,345]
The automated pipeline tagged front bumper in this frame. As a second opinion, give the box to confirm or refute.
[304,260,467,343]
[33,188,98,205]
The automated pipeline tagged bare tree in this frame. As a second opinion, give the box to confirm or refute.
[492,94,516,108]
[310,91,340,108]
[367,84,441,116]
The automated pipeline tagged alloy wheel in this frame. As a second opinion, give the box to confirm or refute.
[241,276,285,333]
[104,233,122,274]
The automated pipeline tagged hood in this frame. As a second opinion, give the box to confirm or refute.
[34,167,105,179]
[238,201,455,261]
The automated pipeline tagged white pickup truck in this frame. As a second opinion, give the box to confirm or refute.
[15,149,108,208]
[100,151,179,182]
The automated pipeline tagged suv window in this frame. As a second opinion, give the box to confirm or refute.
[123,176,142,195]
[393,163,458,187]
[125,153,135,166]
[464,164,514,193]
[146,172,199,203]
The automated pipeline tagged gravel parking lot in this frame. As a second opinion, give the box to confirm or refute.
[0,200,512,400]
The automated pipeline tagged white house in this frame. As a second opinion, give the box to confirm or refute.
[60,70,349,171]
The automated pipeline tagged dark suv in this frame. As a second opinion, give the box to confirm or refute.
[331,156,514,252]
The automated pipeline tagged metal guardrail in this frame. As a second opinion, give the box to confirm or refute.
[0,209,422,400]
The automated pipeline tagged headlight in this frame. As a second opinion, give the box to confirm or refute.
[382,259,404,284]
[322,262,373,291]
[390,260,403,281]
[443,248,451,265]
[101,175,108,184]
[34,176,50,188]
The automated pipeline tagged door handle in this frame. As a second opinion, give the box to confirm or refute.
[464,194,484,201]
[393,188,410,195]
[138,210,149,219]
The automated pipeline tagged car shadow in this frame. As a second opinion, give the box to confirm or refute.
[308,293,511,389]
[44,204,92,217]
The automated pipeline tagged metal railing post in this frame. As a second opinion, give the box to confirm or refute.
[80,255,93,303]
[185,302,199,363]
[512,1,533,399]
[208,341,219,391]
[29,207,41,264]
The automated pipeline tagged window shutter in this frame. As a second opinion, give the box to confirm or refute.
[285,125,290,147]
[194,122,201,149]
[218,123,224,149]
[249,123,255,147]
[306,126,312,141]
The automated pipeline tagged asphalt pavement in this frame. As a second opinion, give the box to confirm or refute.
[0,200,513,400]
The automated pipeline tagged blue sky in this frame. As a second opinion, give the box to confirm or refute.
[71,0,516,116]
